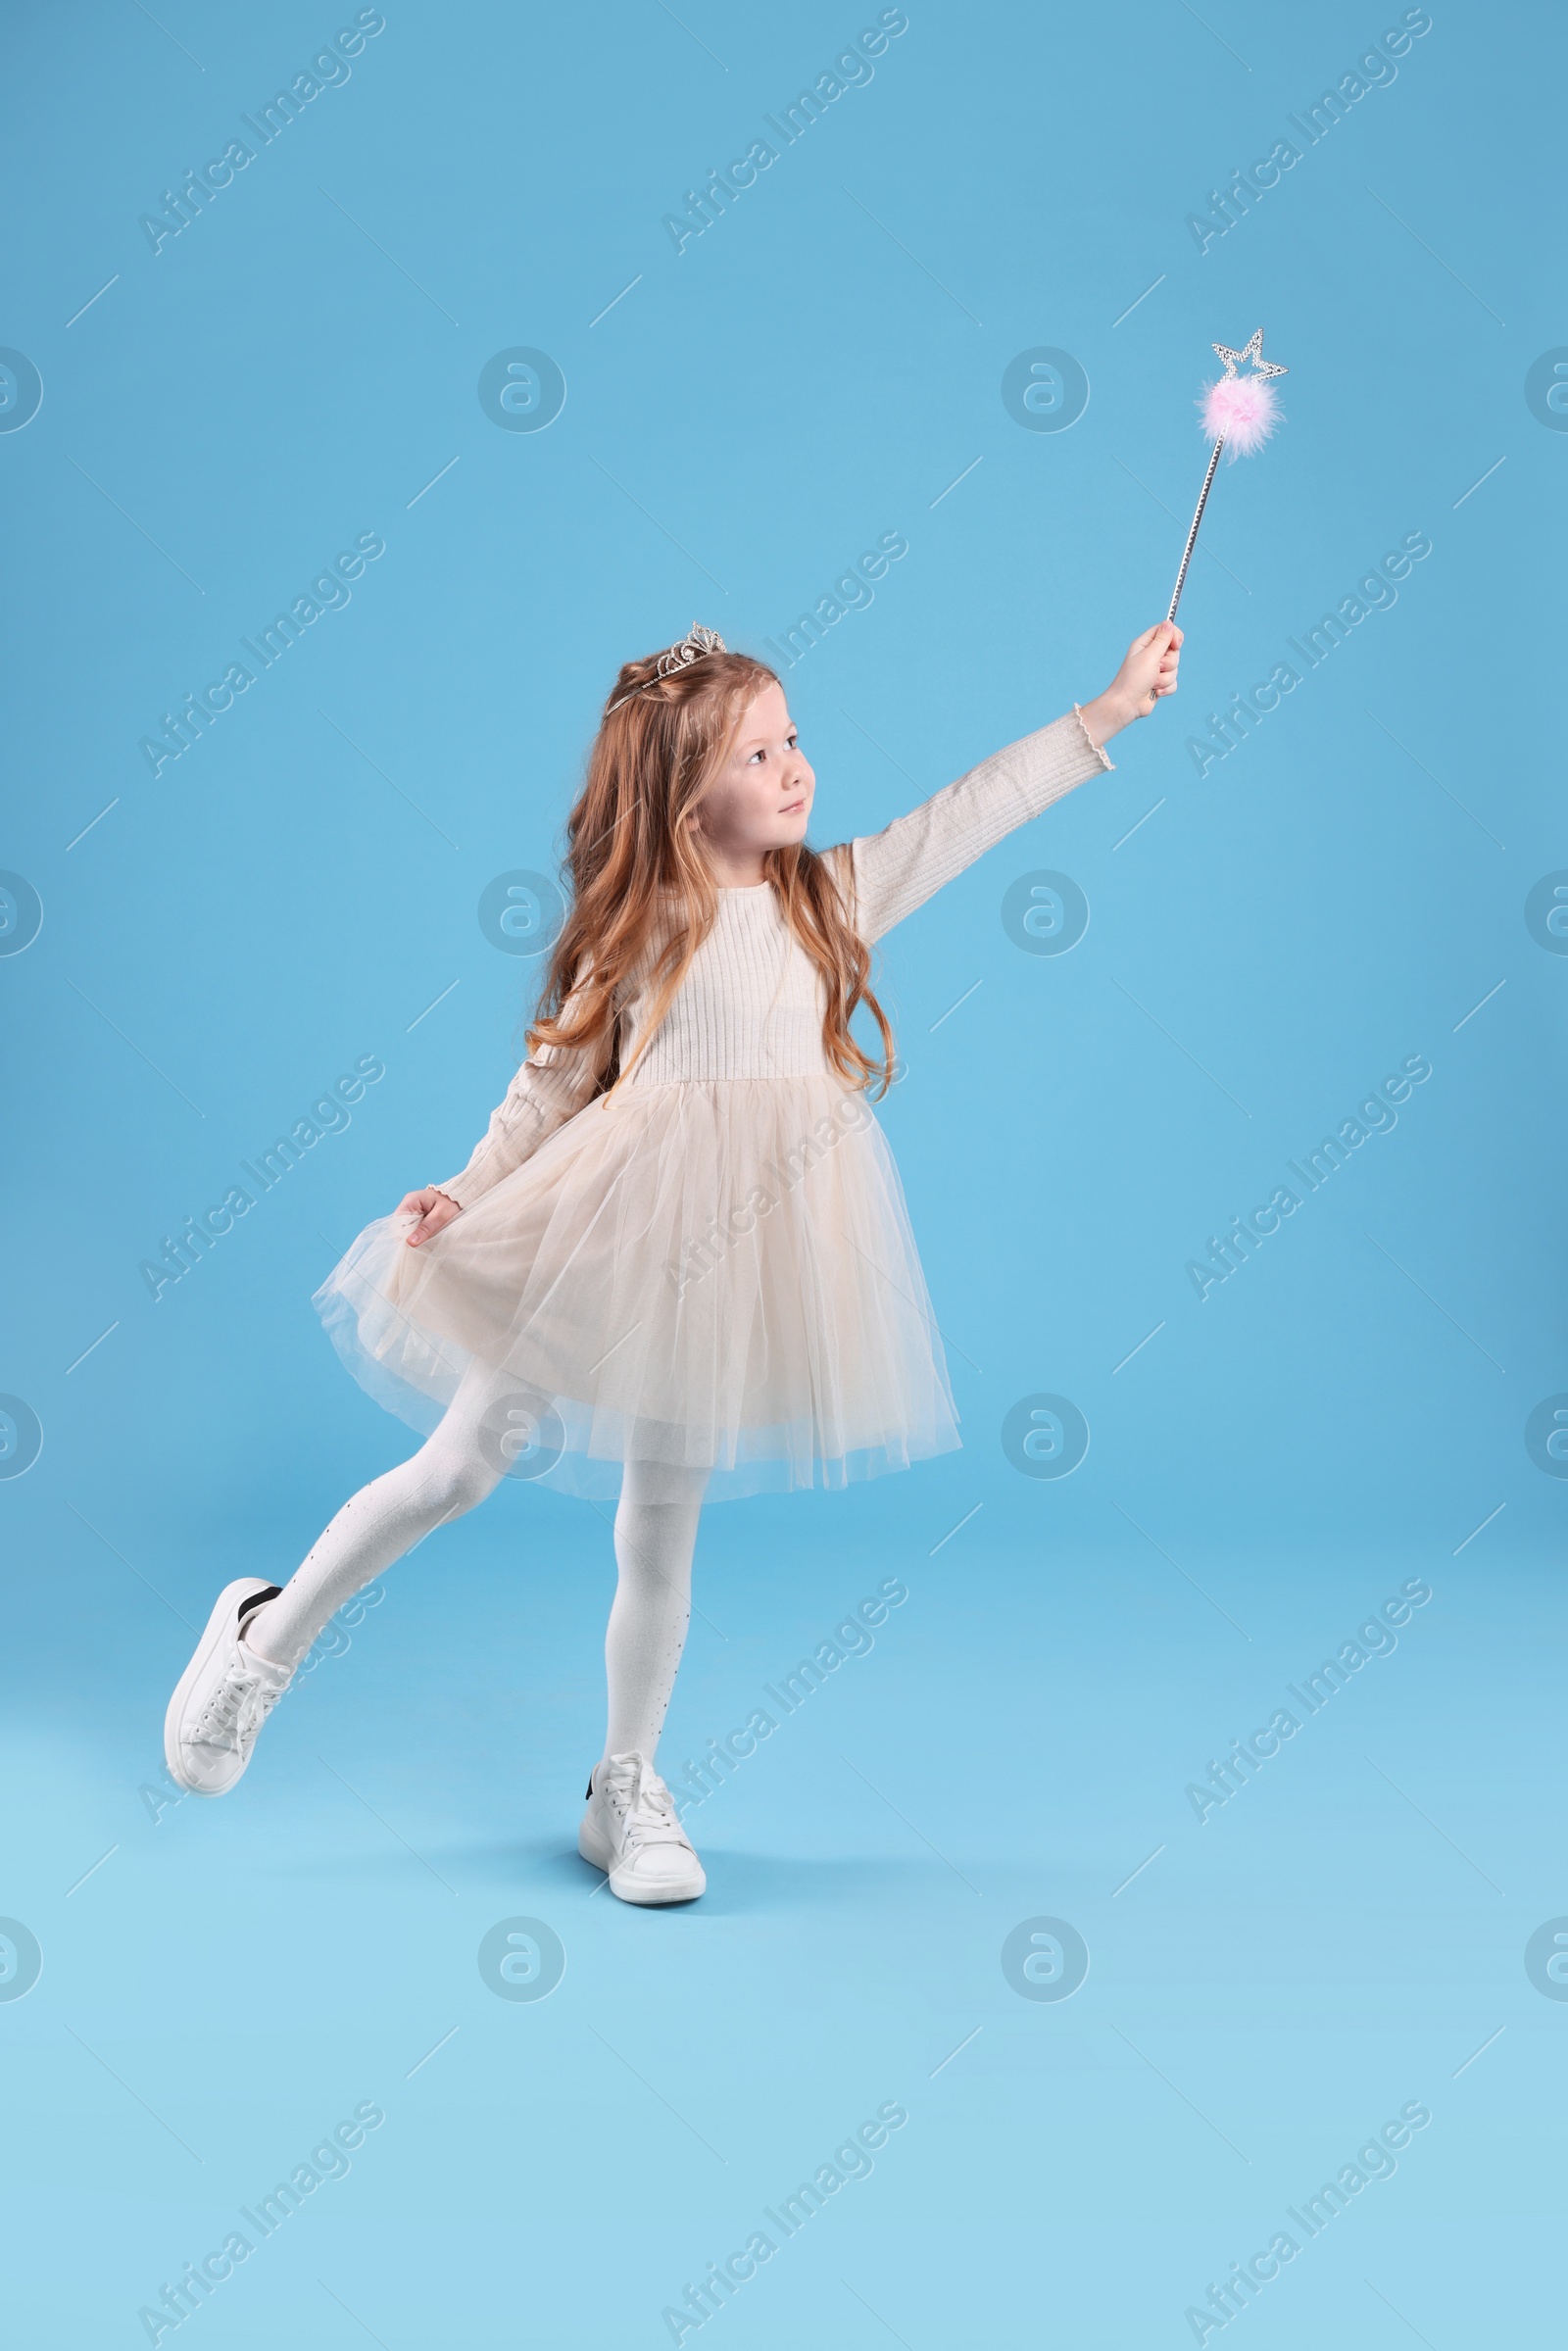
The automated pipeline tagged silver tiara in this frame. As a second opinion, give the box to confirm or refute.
[606,623,727,714]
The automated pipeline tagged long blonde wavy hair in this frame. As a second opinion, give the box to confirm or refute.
[527,645,895,1096]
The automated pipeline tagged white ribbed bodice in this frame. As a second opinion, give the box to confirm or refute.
[622,888,829,1086]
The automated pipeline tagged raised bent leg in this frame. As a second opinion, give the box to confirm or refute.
[244,1359,514,1668]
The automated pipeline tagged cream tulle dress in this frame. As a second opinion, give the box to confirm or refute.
[315,710,1109,1498]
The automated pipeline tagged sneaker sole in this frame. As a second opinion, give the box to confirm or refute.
[163,1578,275,1796]
[578,1816,706,1906]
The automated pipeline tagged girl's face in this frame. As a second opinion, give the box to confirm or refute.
[693,682,814,867]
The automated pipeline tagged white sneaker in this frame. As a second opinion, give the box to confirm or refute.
[165,1579,292,1796]
[578,1751,707,1905]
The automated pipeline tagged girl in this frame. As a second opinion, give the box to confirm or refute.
[164,618,1181,1903]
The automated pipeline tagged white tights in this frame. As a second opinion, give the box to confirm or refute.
[242,1362,707,1768]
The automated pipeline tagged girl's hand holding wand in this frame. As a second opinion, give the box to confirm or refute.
[1080,621,1183,747]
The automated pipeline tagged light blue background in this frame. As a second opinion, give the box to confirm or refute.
[3,2,1563,2344]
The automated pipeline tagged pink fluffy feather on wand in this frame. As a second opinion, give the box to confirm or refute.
[1201,369,1282,457]
[1166,329,1289,622]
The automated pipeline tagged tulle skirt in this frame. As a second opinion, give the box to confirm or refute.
[313,1074,960,1500]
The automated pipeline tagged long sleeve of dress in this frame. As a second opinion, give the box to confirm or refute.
[433,994,610,1209]
[838,706,1112,943]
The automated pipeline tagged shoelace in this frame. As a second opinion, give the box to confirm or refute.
[193,1650,283,1753]
[603,1754,688,1851]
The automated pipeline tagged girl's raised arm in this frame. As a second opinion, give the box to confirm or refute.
[836,624,1179,942]
[839,708,1110,945]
